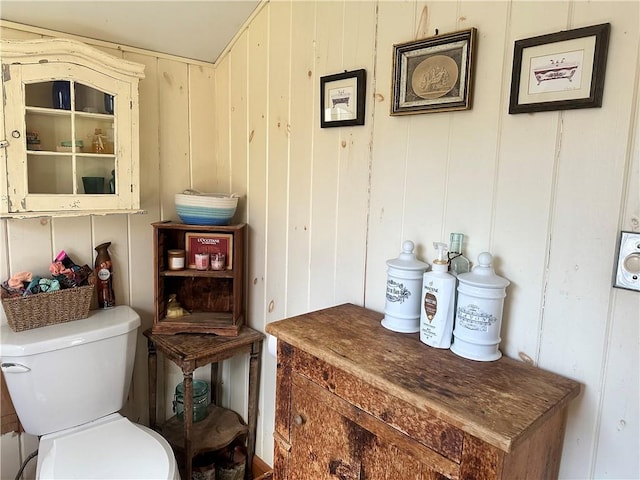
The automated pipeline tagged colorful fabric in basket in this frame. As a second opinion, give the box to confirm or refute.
[7,271,32,290]
[1,251,93,299]
[24,277,60,296]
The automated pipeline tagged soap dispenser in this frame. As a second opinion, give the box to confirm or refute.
[382,240,429,333]
[419,242,457,348]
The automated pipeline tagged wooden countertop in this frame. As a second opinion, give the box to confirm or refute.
[266,303,581,453]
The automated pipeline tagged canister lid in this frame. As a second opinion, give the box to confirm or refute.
[458,252,510,288]
[386,240,429,271]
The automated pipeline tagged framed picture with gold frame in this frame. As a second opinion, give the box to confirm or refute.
[391,28,476,115]
[184,232,233,269]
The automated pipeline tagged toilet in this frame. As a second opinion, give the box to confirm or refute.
[0,305,179,479]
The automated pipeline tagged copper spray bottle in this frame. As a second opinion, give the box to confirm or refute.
[95,242,115,308]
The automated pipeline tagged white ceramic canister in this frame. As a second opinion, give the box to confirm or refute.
[451,252,510,361]
[382,240,430,333]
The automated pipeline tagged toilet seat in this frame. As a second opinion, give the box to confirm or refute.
[36,413,178,479]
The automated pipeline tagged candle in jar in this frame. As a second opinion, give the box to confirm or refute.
[168,249,185,270]
[211,253,226,271]
[194,253,209,271]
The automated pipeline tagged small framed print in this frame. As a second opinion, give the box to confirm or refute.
[391,28,476,115]
[509,23,610,114]
[185,232,233,269]
[320,69,366,128]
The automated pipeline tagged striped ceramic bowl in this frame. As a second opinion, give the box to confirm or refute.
[175,190,239,225]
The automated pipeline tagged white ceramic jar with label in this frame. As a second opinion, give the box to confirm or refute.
[451,252,510,361]
[382,240,430,333]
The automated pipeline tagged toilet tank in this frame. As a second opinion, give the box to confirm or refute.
[0,305,141,436]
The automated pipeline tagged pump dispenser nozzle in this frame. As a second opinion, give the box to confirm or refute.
[433,242,449,265]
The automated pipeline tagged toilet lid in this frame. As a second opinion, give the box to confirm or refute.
[37,413,176,479]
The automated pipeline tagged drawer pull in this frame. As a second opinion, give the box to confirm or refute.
[293,414,305,426]
[329,459,360,479]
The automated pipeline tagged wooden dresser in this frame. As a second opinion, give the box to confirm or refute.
[266,304,581,480]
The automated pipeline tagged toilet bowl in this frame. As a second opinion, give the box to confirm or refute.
[0,305,179,479]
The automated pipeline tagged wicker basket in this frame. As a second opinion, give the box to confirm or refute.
[1,285,94,332]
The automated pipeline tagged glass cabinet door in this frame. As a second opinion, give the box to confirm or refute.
[3,60,135,214]
[26,79,116,194]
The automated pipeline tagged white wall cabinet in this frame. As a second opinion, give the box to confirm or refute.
[1,38,145,217]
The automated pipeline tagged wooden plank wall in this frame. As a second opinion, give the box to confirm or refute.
[1,1,639,478]
[213,2,639,479]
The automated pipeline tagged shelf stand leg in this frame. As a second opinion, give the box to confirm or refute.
[147,338,157,430]
[183,371,194,480]
[210,362,219,406]
[246,339,263,480]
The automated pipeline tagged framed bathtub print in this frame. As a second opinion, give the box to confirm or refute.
[391,28,476,115]
[509,23,610,114]
[185,232,233,269]
[320,69,366,128]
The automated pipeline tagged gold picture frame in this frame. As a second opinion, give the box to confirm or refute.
[391,28,476,115]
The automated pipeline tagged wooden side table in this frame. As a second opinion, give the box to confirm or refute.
[144,327,264,480]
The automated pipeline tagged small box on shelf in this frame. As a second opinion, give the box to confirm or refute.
[185,232,233,269]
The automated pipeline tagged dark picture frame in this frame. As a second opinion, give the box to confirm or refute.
[320,69,366,128]
[391,28,476,115]
[509,23,610,114]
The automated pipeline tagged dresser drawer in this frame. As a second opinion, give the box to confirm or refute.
[293,348,464,463]
[290,372,461,479]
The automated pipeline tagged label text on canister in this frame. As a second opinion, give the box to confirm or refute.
[386,279,410,303]
[456,304,497,332]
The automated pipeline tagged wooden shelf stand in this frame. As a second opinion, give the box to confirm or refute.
[152,222,246,336]
[144,327,264,480]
